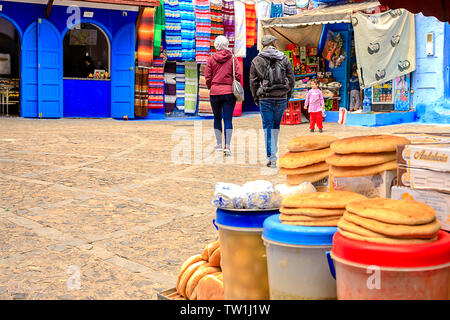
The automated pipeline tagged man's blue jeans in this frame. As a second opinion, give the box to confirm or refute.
[259,99,287,162]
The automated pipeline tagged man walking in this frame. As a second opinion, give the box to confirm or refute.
[250,35,295,168]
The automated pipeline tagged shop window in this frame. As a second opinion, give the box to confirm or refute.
[63,23,110,79]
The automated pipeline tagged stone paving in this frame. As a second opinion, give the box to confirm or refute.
[0,115,448,300]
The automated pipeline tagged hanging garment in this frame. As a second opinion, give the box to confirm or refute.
[184,61,198,114]
[135,67,149,117]
[210,0,224,53]
[222,0,235,49]
[164,61,177,113]
[256,0,271,51]
[270,2,283,18]
[164,0,182,60]
[283,0,297,16]
[137,7,155,68]
[148,58,165,109]
[176,62,186,111]
[198,63,214,116]
[179,0,196,61]
[154,0,166,57]
[352,9,416,88]
[194,0,211,64]
[245,2,257,48]
[234,0,247,58]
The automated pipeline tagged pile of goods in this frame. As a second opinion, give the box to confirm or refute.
[280,191,367,227]
[327,135,410,178]
[176,240,224,300]
[337,198,442,244]
[278,136,337,186]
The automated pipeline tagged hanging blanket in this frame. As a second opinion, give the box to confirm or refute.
[194,0,211,64]
[184,61,198,114]
[137,7,155,68]
[135,67,149,117]
[256,0,271,51]
[222,0,235,49]
[234,0,246,57]
[148,58,165,109]
[164,0,182,60]
[270,2,283,18]
[352,9,416,88]
[176,62,186,111]
[245,2,256,48]
[154,0,165,57]
[179,0,196,61]
[198,63,213,116]
[210,0,224,53]
[164,61,177,113]
[283,0,297,16]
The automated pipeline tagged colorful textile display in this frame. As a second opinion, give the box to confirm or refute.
[222,0,235,49]
[135,67,149,117]
[137,7,155,68]
[256,0,271,51]
[164,61,177,113]
[164,0,182,60]
[184,61,198,114]
[198,64,213,115]
[245,2,257,48]
[154,0,165,57]
[194,0,211,63]
[234,0,246,57]
[176,62,186,111]
[148,58,165,109]
[179,0,196,61]
[283,0,297,16]
[270,2,283,18]
[210,0,224,53]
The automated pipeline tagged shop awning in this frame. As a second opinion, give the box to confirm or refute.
[379,0,449,22]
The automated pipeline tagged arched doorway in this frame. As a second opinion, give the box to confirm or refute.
[0,16,21,116]
[62,22,112,117]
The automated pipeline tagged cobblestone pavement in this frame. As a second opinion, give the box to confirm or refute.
[0,115,448,300]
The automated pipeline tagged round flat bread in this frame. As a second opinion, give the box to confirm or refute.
[343,211,440,239]
[338,229,438,245]
[177,254,204,289]
[186,264,221,300]
[208,247,221,268]
[280,213,342,222]
[283,218,340,227]
[286,170,329,185]
[177,260,207,297]
[326,152,396,167]
[330,135,410,154]
[280,206,345,217]
[279,161,329,175]
[282,191,368,209]
[287,135,338,152]
[207,240,220,257]
[346,198,437,225]
[278,148,334,169]
[329,160,397,178]
[337,218,385,238]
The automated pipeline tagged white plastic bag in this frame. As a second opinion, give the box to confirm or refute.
[275,182,317,198]
[211,183,244,209]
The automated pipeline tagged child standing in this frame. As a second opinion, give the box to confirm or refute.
[304,78,325,133]
[349,69,361,112]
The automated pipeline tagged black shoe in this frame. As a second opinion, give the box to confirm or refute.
[319,129,323,133]
[266,160,272,167]
[310,129,314,133]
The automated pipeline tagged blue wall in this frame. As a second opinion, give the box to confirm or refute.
[412,14,450,124]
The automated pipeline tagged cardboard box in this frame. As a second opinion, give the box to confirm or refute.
[329,170,396,199]
[397,165,450,193]
[393,132,450,145]
[397,143,450,172]
[391,186,450,232]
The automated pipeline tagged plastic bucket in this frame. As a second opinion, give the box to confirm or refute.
[215,208,278,300]
[262,214,337,300]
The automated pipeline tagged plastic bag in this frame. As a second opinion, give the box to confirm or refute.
[211,183,244,209]
[242,180,280,209]
[275,182,317,198]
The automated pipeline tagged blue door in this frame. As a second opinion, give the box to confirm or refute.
[332,30,351,109]
[111,23,135,119]
[20,19,62,118]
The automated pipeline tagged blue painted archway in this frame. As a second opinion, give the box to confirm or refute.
[0,13,23,40]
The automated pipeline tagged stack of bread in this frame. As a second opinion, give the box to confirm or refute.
[278,136,337,185]
[176,239,224,300]
[280,191,367,226]
[327,135,410,177]
[338,198,442,244]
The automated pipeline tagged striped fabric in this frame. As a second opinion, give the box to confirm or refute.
[283,0,297,16]
[234,0,246,57]
[135,67,149,117]
[210,0,224,53]
[176,62,186,111]
[154,0,165,57]
[222,0,235,49]
[198,63,213,116]
[137,7,155,68]
[184,61,198,114]
[270,2,283,18]
[164,61,177,113]
[148,58,165,109]
[194,0,211,63]
[164,0,182,60]
[245,2,256,48]
[179,0,196,61]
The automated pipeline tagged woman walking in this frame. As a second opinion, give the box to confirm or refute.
[205,36,243,156]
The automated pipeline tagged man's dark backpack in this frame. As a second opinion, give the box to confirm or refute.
[261,56,289,93]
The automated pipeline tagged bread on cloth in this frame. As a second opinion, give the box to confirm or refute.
[196,273,224,300]
[278,148,333,169]
[329,160,398,178]
[185,264,221,300]
[280,206,345,217]
[286,170,329,185]
[282,191,368,209]
[279,161,329,175]
[287,135,338,152]
[326,152,396,167]
[330,134,410,154]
